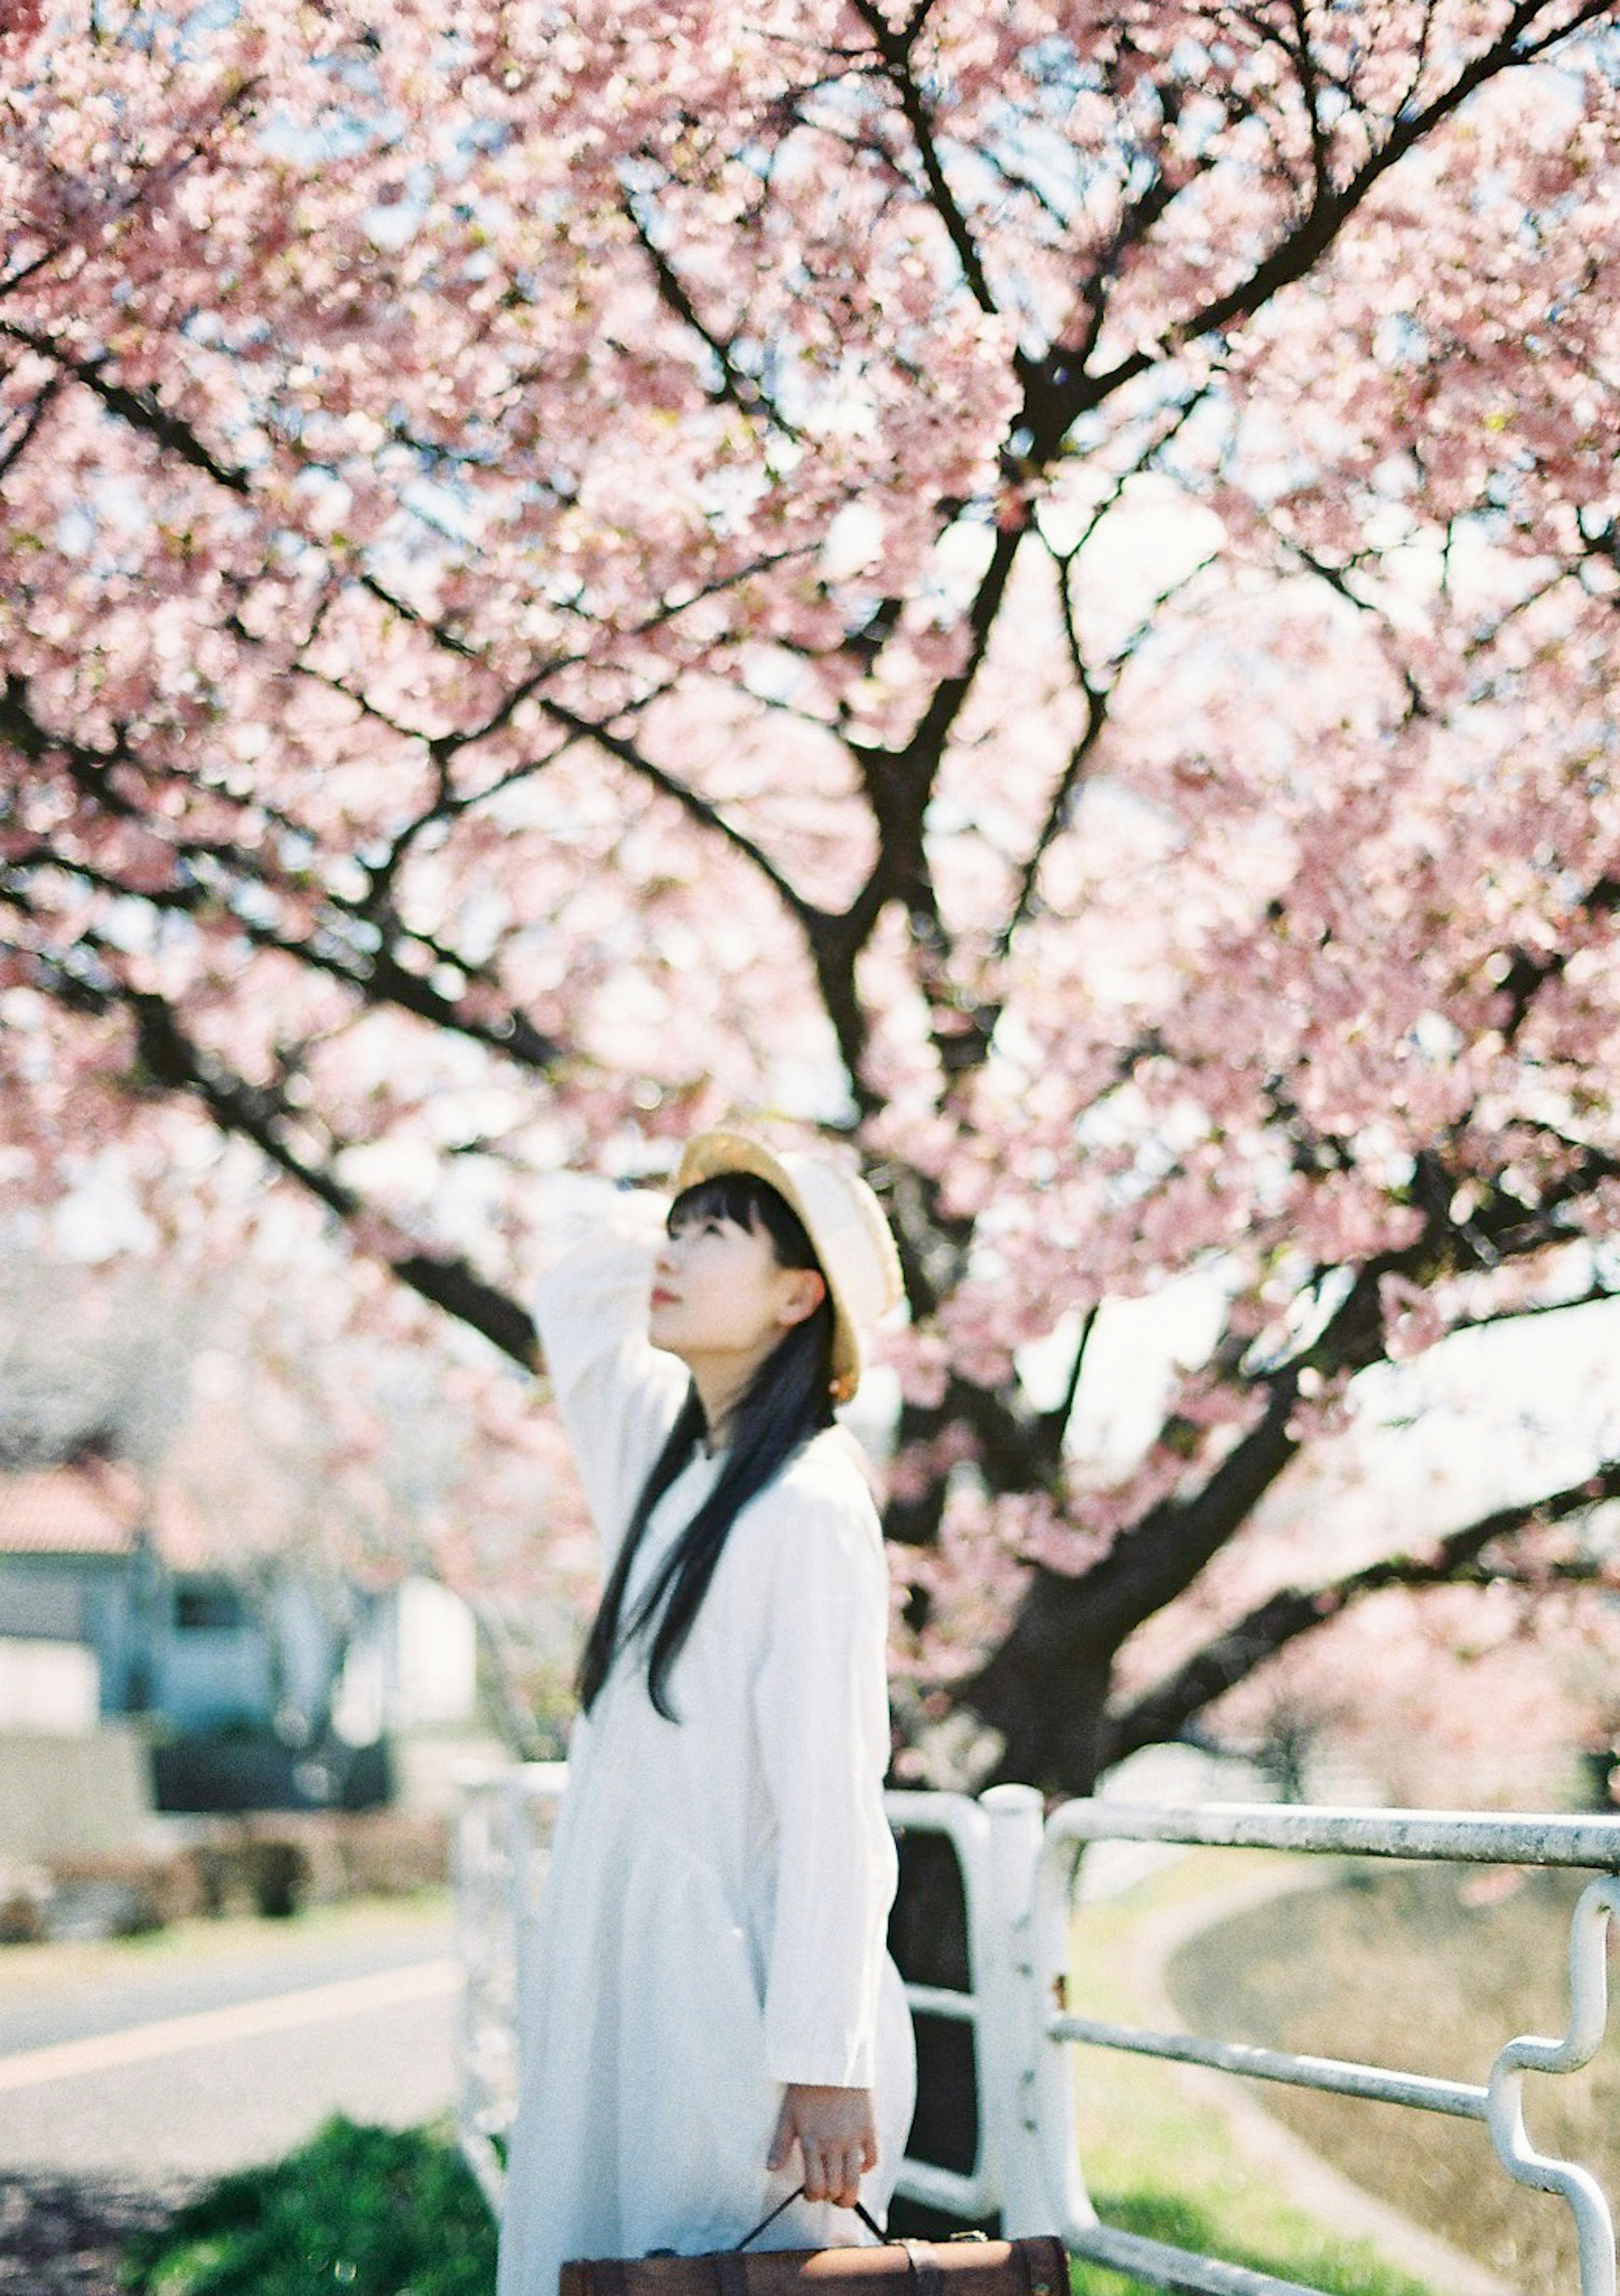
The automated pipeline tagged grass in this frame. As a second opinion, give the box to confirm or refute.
[1069,2194,1433,2296]
[120,2116,495,2296]
[1063,1851,1440,2296]
[1170,1860,1618,2293]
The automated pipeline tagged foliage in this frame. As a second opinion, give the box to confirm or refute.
[121,2116,496,2296]
[5,0,1620,1792]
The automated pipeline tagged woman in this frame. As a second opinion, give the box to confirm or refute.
[496,1130,917,2296]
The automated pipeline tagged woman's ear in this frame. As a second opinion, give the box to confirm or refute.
[775,1267,828,1328]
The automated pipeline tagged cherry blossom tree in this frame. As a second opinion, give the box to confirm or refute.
[0,1254,187,1469]
[4,0,1620,1798]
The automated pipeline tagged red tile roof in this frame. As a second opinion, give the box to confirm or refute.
[0,1461,145,1557]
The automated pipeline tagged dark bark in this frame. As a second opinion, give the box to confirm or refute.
[966,1377,1304,1795]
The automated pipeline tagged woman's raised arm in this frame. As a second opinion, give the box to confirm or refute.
[529,1175,689,1568]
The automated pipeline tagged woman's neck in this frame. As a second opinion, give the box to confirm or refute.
[685,1352,765,1443]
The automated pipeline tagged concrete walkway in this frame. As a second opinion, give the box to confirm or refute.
[0,1898,459,2178]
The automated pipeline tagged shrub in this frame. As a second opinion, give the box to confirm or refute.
[191,1835,312,1920]
[0,1863,50,1943]
[43,1850,207,1938]
[121,2116,497,2296]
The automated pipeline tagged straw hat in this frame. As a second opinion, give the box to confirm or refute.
[673,1130,903,1403]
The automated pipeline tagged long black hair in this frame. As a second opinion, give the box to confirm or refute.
[575,1170,838,1720]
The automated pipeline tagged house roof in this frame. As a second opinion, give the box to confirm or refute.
[0,1462,207,1565]
[0,1461,143,1557]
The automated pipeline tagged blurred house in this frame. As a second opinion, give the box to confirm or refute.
[0,1460,478,1845]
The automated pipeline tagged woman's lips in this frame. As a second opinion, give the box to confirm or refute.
[650,1286,677,1308]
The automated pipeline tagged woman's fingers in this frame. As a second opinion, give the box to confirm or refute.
[765,2095,794,2175]
[799,2149,855,2204]
[773,2083,878,2205]
[801,2143,864,2205]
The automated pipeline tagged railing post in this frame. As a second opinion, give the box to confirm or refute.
[977,1783,1060,2235]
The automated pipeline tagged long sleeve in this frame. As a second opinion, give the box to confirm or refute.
[751,1477,897,2088]
[530,1176,688,1568]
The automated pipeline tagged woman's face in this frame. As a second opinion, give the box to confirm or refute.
[647,1203,824,1387]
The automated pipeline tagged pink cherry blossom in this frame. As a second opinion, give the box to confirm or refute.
[5,0,1620,1794]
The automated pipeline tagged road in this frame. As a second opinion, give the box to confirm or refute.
[0,1897,461,2178]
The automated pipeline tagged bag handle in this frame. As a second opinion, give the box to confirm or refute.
[734,2185,889,2250]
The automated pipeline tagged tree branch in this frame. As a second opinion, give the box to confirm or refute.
[1080,0,1615,411]
[850,0,1000,316]
[0,322,254,495]
[116,982,539,1368]
[1104,1455,1620,1764]
[0,70,265,305]
[0,364,67,482]
[621,183,799,437]
[0,675,562,1073]
[536,696,826,930]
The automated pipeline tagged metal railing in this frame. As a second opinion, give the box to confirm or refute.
[453,1773,1620,2296]
[1033,1802,1620,2296]
[452,1760,568,2211]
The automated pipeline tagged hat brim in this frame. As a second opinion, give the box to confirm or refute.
[673,1130,866,1402]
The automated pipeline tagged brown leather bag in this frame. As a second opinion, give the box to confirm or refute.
[559,2192,1069,2296]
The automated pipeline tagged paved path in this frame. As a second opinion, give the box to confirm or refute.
[0,1900,460,2178]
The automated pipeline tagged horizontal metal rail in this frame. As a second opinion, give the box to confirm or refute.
[1056,2013,1488,2119]
[1042,1797,1620,1868]
[903,1983,980,2024]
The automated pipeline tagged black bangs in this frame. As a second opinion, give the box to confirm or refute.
[667,1170,820,1273]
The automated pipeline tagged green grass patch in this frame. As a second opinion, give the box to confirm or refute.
[1069,2191,1433,2295]
[121,2115,496,2296]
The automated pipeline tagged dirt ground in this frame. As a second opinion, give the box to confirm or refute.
[0,2172,193,2295]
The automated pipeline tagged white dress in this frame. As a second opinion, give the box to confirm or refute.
[496,1184,916,2296]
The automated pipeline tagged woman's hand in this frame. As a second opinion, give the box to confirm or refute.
[767,2083,878,2207]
